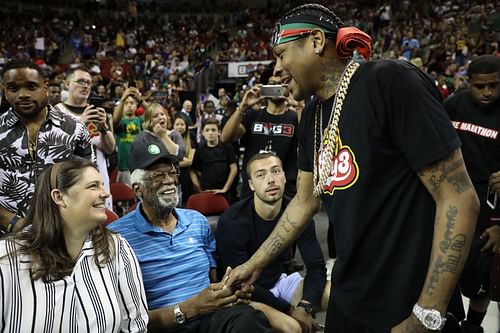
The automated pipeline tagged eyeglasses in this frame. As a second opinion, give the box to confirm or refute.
[71,79,92,87]
[144,170,180,182]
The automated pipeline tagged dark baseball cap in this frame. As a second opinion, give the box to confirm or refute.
[129,134,178,171]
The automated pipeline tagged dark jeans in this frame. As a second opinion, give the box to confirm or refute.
[168,304,272,333]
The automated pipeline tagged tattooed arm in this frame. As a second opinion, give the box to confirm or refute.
[225,170,321,288]
[392,148,479,333]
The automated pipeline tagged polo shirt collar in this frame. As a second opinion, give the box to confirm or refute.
[134,202,192,235]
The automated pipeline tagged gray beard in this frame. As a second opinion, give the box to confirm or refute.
[144,187,179,218]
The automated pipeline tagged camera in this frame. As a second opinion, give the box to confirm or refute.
[260,85,285,97]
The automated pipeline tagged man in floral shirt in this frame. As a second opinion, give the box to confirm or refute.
[0,60,93,235]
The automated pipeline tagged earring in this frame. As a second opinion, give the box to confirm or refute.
[314,48,321,54]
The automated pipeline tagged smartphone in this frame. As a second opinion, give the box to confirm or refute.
[260,85,285,97]
[486,185,497,209]
[88,96,104,108]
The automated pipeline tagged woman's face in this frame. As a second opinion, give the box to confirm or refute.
[151,107,168,129]
[59,167,109,226]
[173,118,186,135]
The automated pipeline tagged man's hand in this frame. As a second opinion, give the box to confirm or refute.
[224,261,262,291]
[391,314,431,333]
[290,306,314,333]
[481,225,500,253]
[239,85,264,111]
[193,281,238,316]
[81,105,106,127]
[489,171,500,195]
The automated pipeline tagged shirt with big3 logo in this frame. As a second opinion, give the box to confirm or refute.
[298,60,460,330]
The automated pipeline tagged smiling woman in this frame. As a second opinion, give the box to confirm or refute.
[0,159,148,333]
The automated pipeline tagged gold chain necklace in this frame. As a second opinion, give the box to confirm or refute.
[313,61,360,197]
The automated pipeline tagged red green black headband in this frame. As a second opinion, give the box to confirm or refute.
[271,14,372,60]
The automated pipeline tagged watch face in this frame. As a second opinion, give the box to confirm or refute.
[423,313,442,329]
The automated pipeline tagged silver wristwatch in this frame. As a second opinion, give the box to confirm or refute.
[412,303,446,330]
[173,304,186,325]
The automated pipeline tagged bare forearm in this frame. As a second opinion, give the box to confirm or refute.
[148,298,199,332]
[249,194,319,269]
[159,134,179,156]
[99,131,116,155]
[418,194,478,312]
[220,109,243,143]
[223,164,237,192]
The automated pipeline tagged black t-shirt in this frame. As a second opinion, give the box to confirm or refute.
[298,60,460,329]
[216,196,326,313]
[444,90,500,221]
[241,108,298,197]
[191,142,236,190]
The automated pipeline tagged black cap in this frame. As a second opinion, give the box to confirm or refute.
[129,133,178,171]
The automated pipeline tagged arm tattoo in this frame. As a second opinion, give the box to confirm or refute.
[423,150,472,193]
[282,213,299,233]
[265,233,286,257]
[427,205,467,295]
[447,171,472,193]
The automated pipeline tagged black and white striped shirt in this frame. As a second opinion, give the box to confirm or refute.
[0,234,148,333]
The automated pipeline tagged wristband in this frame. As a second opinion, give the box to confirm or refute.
[7,215,19,233]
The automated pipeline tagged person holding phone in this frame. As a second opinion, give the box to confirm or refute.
[444,55,500,333]
[55,66,116,209]
[221,72,299,200]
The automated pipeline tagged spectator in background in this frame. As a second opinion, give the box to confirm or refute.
[221,75,298,199]
[0,159,148,332]
[0,60,93,235]
[113,87,143,185]
[191,118,237,202]
[55,66,115,209]
[133,102,185,161]
[197,100,223,143]
[444,55,500,333]
[173,115,196,205]
[47,82,61,105]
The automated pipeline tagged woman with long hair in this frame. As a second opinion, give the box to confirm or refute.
[173,115,196,204]
[0,160,148,332]
[132,102,185,160]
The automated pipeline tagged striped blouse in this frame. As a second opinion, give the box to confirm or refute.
[0,234,149,333]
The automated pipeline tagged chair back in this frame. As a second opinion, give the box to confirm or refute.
[185,192,229,216]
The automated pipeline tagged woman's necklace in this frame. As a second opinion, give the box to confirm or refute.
[313,60,359,197]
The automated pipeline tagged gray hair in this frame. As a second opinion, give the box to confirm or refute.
[130,169,147,188]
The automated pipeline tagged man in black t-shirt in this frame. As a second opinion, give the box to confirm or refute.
[221,75,298,199]
[444,55,500,333]
[226,4,480,333]
[217,152,329,333]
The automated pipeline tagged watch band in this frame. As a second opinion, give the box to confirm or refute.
[412,303,446,330]
[296,301,315,317]
[173,304,186,325]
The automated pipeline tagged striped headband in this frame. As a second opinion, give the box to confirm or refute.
[271,14,372,60]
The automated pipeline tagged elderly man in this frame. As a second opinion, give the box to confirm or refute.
[108,136,272,333]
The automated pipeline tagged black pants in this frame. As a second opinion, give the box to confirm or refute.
[168,304,272,333]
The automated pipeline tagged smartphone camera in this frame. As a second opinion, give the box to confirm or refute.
[260,85,285,97]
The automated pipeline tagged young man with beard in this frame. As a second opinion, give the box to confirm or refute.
[55,66,116,209]
[221,75,298,199]
[226,4,479,333]
[217,152,329,333]
[108,137,273,333]
[0,60,93,235]
[444,54,500,333]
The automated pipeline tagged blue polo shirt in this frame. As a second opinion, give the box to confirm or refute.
[108,203,216,310]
